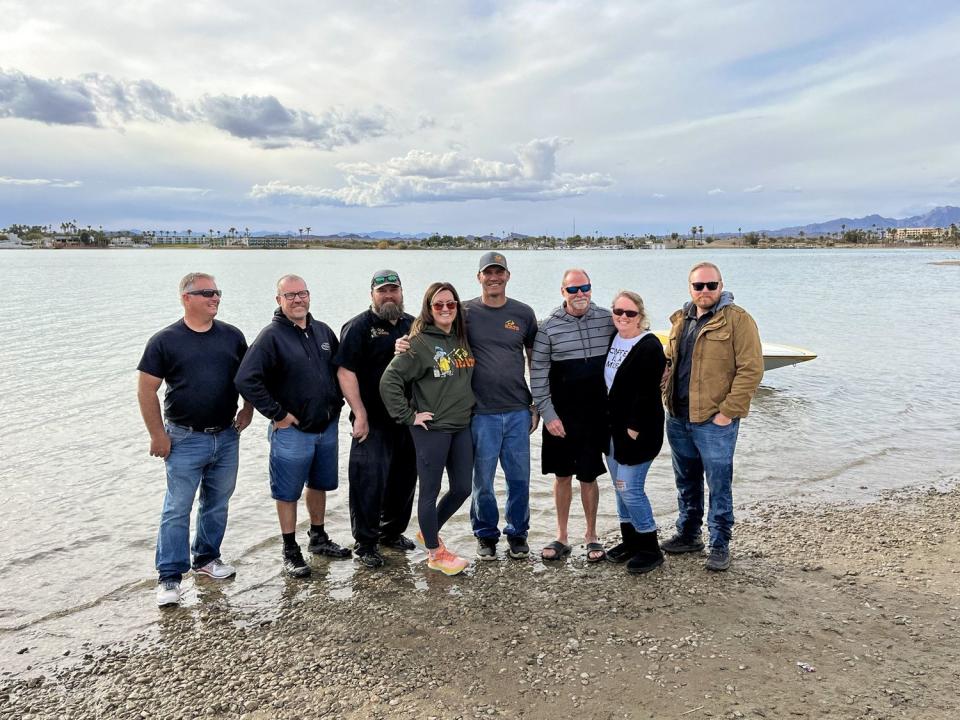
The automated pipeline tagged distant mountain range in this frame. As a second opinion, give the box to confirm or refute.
[768,206,960,237]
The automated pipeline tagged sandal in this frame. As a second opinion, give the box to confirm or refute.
[585,542,606,563]
[541,540,572,561]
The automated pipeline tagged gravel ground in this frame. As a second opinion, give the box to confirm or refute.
[2,484,958,720]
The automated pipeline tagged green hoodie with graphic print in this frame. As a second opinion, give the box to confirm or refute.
[379,324,476,431]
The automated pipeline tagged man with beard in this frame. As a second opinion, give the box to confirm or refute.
[235,274,349,578]
[530,268,615,563]
[335,271,418,568]
[661,261,763,571]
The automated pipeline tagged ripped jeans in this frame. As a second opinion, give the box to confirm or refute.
[604,440,656,533]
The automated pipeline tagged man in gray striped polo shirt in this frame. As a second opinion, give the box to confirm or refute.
[530,268,615,562]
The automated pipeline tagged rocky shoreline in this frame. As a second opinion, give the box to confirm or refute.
[3,484,958,720]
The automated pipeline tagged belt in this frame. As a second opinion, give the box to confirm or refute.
[174,423,230,434]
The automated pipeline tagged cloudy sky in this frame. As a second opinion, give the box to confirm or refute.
[2,0,958,235]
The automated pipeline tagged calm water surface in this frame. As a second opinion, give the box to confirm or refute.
[1,248,958,673]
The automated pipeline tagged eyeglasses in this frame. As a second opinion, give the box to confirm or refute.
[564,284,592,294]
[186,289,222,298]
[432,300,458,311]
[281,290,310,300]
[612,308,639,318]
[691,281,720,291]
[373,274,400,285]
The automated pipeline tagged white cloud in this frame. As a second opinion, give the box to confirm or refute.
[743,184,764,193]
[947,177,960,187]
[652,193,666,199]
[0,175,81,188]
[251,138,613,207]
[707,188,725,195]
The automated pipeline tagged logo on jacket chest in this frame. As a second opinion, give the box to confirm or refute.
[503,320,520,332]
[369,327,390,339]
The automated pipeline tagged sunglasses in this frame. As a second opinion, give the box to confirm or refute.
[612,308,639,318]
[186,289,222,298]
[691,281,720,291]
[281,290,310,300]
[373,274,400,285]
[564,283,592,294]
[432,300,458,311]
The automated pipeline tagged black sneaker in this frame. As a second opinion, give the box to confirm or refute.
[506,535,529,559]
[476,537,498,561]
[705,546,731,572]
[660,533,705,554]
[355,545,385,569]
[380,534,416,552]
[307,531,352,559]
[283,545,311,578]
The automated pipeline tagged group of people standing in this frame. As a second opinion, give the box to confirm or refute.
[137,254,763,608]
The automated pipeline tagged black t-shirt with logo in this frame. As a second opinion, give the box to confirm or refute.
[137,319,248,429]
[335,309,414,426]
[463,297,538,414]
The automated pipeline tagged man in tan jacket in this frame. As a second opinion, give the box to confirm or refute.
[661,262,763,571]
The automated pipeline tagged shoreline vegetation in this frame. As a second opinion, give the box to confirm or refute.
[3,483,958,719]
[3,223,959,251]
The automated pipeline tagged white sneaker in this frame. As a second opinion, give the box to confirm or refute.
[194,559,236,579]
[156,580,181,607]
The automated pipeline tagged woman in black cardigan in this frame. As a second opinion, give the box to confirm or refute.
[603,290,667,574]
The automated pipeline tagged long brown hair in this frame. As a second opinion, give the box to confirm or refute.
[410,281,469,349]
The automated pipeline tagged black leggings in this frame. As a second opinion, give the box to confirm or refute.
[409,425,473,550]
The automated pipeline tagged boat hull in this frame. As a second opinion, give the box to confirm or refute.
[653,333,816,372]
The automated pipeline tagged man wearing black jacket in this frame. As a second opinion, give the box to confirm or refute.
[235,274,350,578]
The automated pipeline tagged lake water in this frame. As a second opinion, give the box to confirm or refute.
[1,247,958,674]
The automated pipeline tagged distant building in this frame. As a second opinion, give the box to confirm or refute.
[248,236,288,249]
[889,227,944,243]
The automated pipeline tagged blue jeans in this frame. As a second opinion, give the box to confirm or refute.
[156,424,239,582]
[268,422,339,502]
[605,441,656,533]
[666,415,740,549]
[470,410,531,540]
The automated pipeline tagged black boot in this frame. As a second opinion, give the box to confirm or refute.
[606,523,639,564]
[626,531,665,574]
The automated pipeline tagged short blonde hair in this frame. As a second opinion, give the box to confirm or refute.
[179,272,215,294]
[612,290,650,330]
[688,262,722,281]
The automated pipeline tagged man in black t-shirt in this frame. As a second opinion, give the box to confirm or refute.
[335,270,417,568]
[137,272,253,608]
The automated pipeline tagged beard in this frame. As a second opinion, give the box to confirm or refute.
[373,300,403,323]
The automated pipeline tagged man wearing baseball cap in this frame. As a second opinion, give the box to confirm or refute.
[466,252,539,560]
[334,270,418,567]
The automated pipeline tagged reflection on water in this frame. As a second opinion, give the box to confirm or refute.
[1,247,958,674]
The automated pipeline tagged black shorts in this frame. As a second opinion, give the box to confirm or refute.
[541,419,608,482]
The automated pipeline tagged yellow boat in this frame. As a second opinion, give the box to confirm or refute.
[653,333,817,372]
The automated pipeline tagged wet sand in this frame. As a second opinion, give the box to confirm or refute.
[2,483,959,720]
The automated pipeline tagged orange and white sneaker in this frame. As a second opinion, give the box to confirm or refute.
[415,530,445,549]
[427,548,468,576]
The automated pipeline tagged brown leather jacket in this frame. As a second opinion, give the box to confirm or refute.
[662,299,763,422]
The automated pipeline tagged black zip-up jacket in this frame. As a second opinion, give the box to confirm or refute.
[607,333,666,466]
[235,308,343,433]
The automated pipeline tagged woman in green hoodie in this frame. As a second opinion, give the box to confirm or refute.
[379,282,476,575]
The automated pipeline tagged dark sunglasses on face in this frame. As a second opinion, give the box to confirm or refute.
[691,281,720,291]
[612,308,639,318]
[186,289,222,298]
[432,300,458,311]
[281,290,310,300]
[373,274,400,285]
[564,283,592,294]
